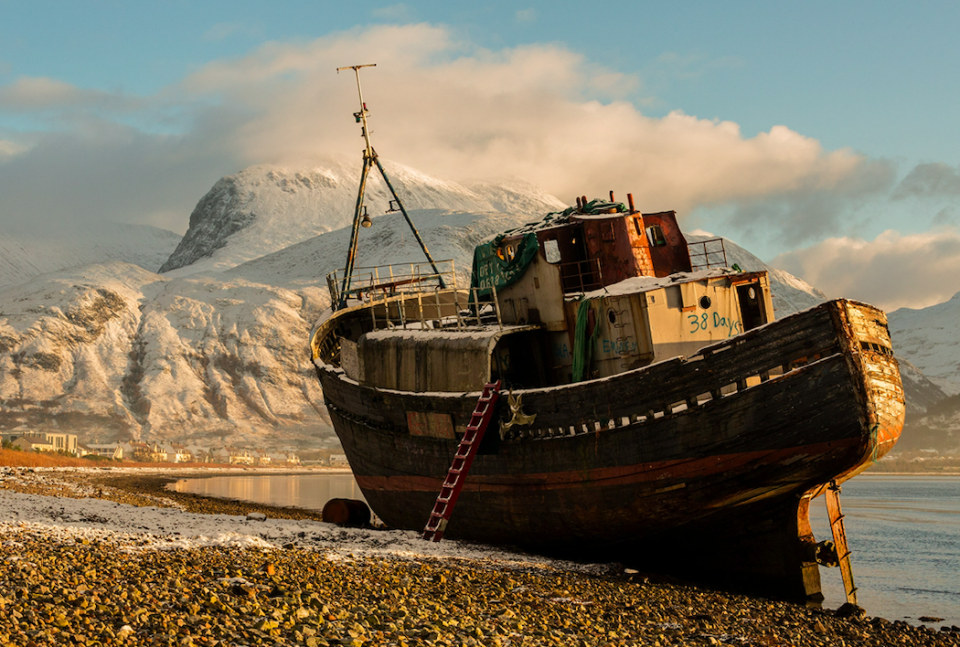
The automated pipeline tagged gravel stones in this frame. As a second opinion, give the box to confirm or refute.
[2,468,959,646]
[2,534,959,647]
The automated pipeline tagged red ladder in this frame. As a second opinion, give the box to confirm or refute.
[422,380,501,542]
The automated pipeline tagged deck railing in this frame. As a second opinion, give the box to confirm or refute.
[326,260,459,308]
[367,285,503,332]
[325,260,504,332]
[688,238,728,272]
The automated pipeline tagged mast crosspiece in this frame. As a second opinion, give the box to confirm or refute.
[335,64,446,310]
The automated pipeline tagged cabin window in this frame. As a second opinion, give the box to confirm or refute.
[601,221,616,242]
[646,225,667,247]
[544,239,561,263]
[633,217,643,237]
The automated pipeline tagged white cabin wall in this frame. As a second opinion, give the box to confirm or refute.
[498,256,568,330]
[645,278,747,361]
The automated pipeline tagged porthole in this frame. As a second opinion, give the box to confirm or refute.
[607,309,617,324]
[748,287,757,300]
[699,295,712,309]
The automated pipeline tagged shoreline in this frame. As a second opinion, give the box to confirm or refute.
[2,467,959,646]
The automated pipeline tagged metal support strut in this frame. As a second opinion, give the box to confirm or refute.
[335,64,446,310]
[825,481,858,605]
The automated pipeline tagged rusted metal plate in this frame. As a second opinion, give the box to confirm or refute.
[407,411,455,439]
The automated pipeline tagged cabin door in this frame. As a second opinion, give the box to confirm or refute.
[736,283,767,331]
[557,224,597,293]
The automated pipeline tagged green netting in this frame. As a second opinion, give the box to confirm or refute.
[572,297,600,383]
[549,199,627,218]
[471,232,540,298]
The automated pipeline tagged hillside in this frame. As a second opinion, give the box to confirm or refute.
[0,222,181,291]
[888,293,960,395]
[0,160,952,451]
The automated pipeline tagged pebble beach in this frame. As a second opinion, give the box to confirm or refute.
[2,466,958,647]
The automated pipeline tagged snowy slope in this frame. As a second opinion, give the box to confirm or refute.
[226,208,527,293]
[0,169,567,447]
[888,293,960,395]
[160,160,565,275]
[0,158,951,449]
[0,222,181,291]
[0,263,332,446]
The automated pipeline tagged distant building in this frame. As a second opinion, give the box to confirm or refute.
[2,431,78,455]
[160,444,192,463]
[269,451,301,466]
[86,443,124,460]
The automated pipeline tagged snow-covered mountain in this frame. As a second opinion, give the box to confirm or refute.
[0,262,331,446]
[159,161,565,276]
[0,222,181,290]
[0,157,569,447]
[888,293,960,396]
[0,160,953,450]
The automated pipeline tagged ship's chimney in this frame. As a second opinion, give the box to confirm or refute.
[581,195,588,208]
[576,196,582,210]
[609,191,615,202]
[627,193,636,213]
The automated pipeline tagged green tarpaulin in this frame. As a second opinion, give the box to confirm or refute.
[471,232,540,298]
[468,199,627,298]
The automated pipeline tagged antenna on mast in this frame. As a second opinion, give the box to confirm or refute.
[334,64,446,310]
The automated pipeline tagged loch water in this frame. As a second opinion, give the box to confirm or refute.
[171,473,960,626]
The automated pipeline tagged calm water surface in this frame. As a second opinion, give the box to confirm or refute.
[173,472,959,626]
[810,475,960,627]
[170,472,366,510]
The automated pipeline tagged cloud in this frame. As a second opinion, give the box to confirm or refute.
[0,23,896,240]
[706,155,896,247]
[0,138,25,159]
[893,162,960,199]
[371,4,414,22]
[0,76,143,114]
[515,9,537,23]
[772,228,960,311]
[179,26,883,221]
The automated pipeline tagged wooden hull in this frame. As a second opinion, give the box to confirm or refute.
[314,299,904,598]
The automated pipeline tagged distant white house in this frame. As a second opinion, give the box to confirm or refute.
[269,451,301,466]
[160,444,192,463]
[2,432,78,455]
[211,446,255,465]
[86,443,124,460]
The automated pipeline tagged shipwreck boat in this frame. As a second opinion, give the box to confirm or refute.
[310,66,904,601]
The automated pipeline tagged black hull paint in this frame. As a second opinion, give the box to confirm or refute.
[313,300,904,598]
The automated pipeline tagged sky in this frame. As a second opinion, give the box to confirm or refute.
[2,1,960,311]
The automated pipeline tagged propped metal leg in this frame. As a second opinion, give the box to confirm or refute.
[825,481,857,605]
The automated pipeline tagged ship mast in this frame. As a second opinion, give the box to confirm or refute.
[334,64,445,310]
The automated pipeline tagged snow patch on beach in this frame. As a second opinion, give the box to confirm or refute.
[0,481,607,575]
